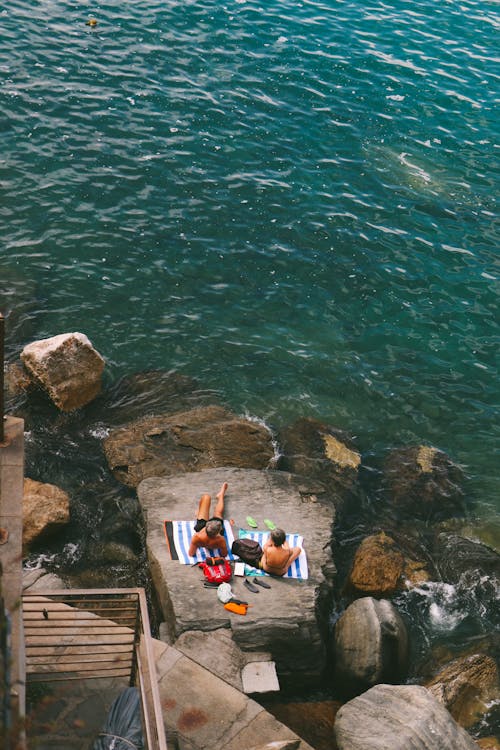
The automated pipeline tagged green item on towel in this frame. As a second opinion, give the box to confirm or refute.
[264,519,276,530]
[246,516,258,528]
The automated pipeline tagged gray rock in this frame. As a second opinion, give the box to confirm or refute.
[174,628,274,692]
[138,467,335,688]
[22,568,66,591]
[104,405,275,488]
[334,684,479,749]
[21,332,105,411]
[334,598,408,697]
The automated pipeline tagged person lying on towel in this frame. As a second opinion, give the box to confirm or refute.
[188,481,228,558]
[260,527,302,576]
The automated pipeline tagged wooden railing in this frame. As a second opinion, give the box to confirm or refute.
[23,588,167,749]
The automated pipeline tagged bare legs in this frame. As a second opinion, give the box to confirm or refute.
[214,481,228,518]
[196,481,228,521]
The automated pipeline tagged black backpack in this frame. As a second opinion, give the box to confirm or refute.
[231,538,263,567]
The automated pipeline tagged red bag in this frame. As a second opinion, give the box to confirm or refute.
[199,557,232,584]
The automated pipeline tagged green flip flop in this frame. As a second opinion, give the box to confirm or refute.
[246,516,258,528]
[264,519,276,530]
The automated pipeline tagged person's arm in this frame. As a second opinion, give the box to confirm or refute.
[263,538,273,551]
[219,536,228,557]
[188,535,199,557]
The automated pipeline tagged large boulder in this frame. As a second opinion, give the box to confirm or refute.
[277,417,362,509]
[21,332,105,411]
[334,684,479,749]
[383,445,465,521]
[425,653,500,729]
[334,598,408,697]
[23,478,70,550]
[104,405,275,488]
[138,467,335,688]
[346,531,431,597]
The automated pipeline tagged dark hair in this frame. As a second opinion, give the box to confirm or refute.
[271,528,286,546]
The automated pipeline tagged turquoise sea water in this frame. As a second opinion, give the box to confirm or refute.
[1,4,498,525]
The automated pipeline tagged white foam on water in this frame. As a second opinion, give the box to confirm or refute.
[89,425,110,439]
[409,580,466,632]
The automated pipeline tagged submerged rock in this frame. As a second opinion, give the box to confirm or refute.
[23,478,70,551]
[334,684,479,749]
[346,531,431,597]
[277,417,362,510]
[104,405,275,488]
[334,597,408,697]
[383,444,465,521]
[425,653,500,729]
[93,369,217,427]
[435,533,500,583]
[21,332,105,412]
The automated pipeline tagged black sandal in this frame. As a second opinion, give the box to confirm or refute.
[244,579,260,593]
[252,577,271,589]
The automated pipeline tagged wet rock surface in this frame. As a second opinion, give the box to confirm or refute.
[383,444,465,521]
[104,405,275,488]
[425,653,500,729]
[277,417,362,511]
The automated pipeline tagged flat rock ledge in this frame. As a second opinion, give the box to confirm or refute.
[137,467,335,687]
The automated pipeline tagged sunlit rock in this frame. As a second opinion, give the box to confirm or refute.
[21,332,105,411]
[23,478,70,550]
[346,531,431,597]
[334,684,480,749]
[425,653,500,729]
[277,417,362,511]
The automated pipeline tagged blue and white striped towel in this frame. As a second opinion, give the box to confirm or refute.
[238,529,308,580]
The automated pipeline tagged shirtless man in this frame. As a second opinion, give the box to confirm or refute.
[188,482,228,558]
[260,528,302,576]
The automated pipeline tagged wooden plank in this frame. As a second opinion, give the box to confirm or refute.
[25,636,135,648]
[26,659,133,674]
[28,668,131,681]
[27,652,132,665]
[24,624,133,635]
[25,644,133,657]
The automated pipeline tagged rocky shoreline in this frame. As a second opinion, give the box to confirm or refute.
[8,332,500,749]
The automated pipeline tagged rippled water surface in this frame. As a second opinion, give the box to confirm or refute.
[1,1,498,517]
